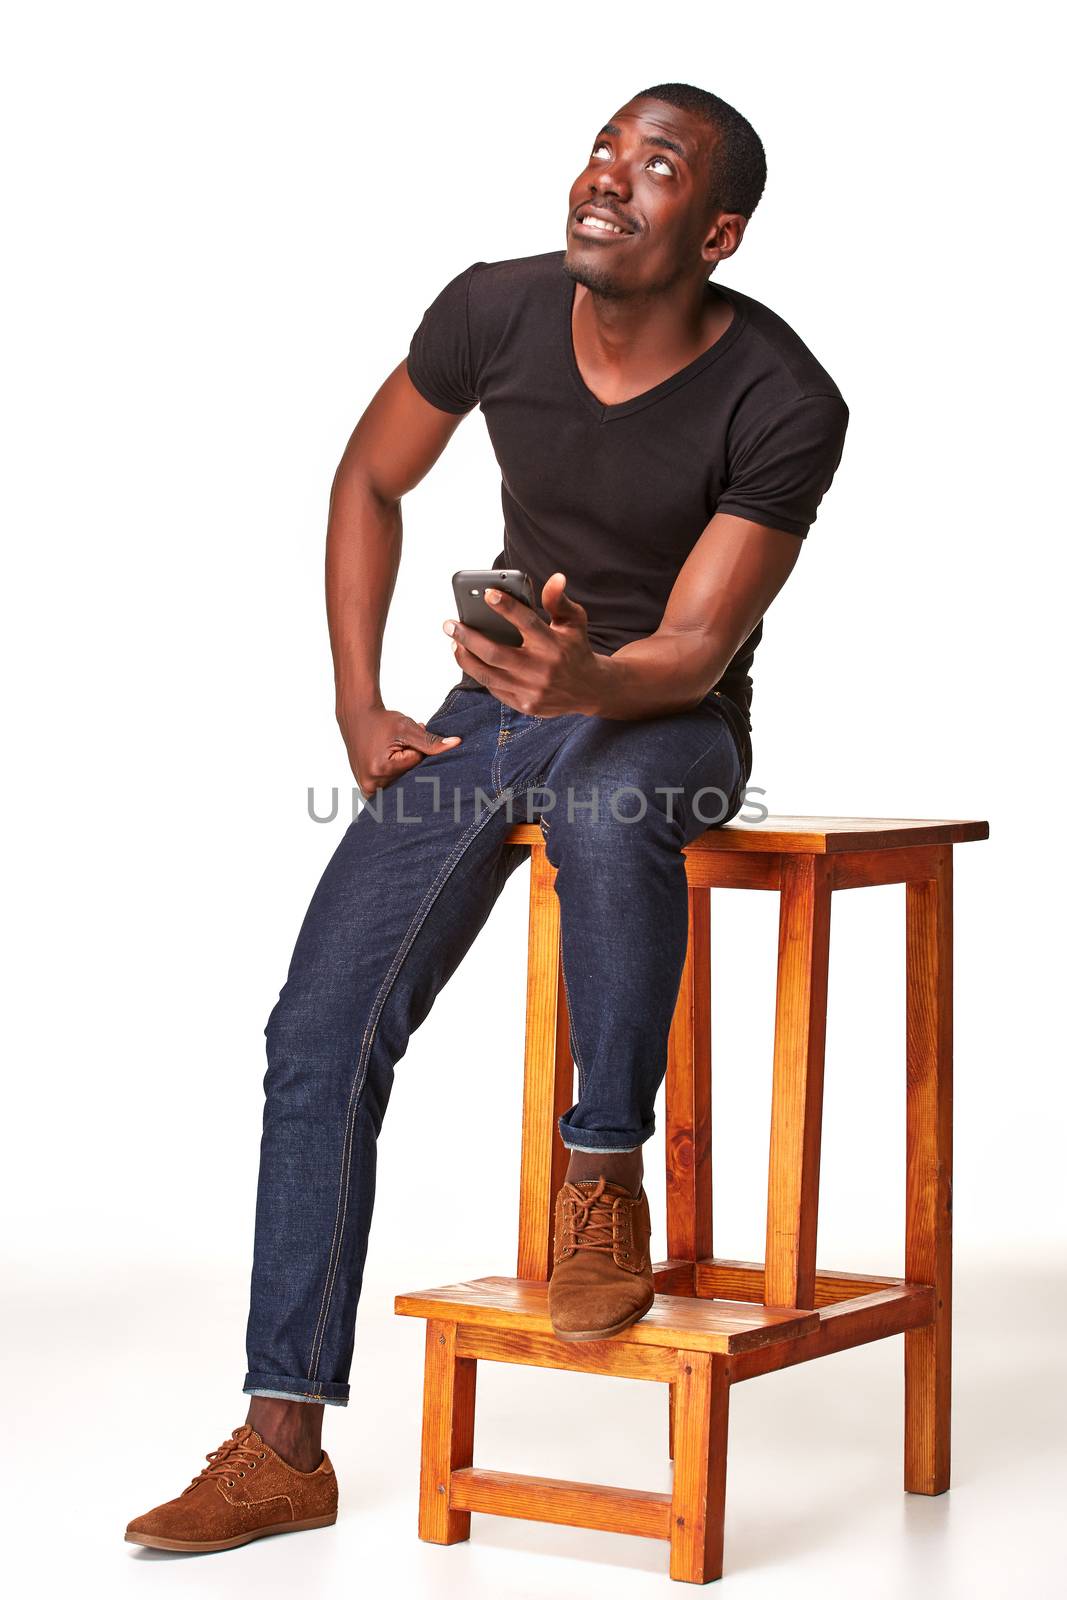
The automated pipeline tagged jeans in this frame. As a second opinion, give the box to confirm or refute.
[243,681,747,1405]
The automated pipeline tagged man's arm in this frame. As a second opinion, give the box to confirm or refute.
[327,360,469,792]
[586,512,803,718]
[448,511,803,720]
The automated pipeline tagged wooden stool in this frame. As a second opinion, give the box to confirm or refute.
[395,814,989,1582]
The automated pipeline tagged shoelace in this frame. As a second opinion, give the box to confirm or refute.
[559,1175,622,1253]
[182,1426,267,1494]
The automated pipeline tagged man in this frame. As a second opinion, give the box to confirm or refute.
[126,81,848,1553]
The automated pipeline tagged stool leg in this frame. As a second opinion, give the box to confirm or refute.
[669,1352,730,1583]
[666,886,713,1264]
[666,886,711,1464]
[904,848,953,1495]
[516,841,573,1282]
[764,854,832,1309]
[417,1319,477,1543]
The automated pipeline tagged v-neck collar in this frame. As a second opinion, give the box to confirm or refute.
[559,265,748,423]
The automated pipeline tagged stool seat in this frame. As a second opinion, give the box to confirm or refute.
[507,815,988,852]
[395,813,989,1581]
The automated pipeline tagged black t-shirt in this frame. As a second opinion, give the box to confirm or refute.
[407,249,849,779]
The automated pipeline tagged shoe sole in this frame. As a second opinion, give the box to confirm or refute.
[125,1511,337,1552]
[551,1296,656,1342]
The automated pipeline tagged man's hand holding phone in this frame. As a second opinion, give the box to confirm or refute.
[444,569,606,718]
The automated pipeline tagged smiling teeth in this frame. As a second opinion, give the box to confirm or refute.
[580,215,624,233]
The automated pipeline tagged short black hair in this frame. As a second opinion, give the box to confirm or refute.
[631,82,767,218]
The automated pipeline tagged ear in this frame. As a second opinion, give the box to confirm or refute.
[700,213,747,270]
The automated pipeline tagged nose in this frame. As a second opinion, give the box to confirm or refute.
[589,156,633,204]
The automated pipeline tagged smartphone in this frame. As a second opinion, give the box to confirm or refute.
[452,568,535,648]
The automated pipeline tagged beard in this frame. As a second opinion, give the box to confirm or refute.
[562,247,691,302]
[562,252,630,300]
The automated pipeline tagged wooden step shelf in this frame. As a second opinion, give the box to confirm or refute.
[395,1262,935,1578]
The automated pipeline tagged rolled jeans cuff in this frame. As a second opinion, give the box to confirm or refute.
[242,1371,350,1407]
[557,1110,654,1152]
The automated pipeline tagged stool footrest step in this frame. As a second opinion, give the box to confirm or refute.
[448,1467,672,1541]
[395,1275,819,1354]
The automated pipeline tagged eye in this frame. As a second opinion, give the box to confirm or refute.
[589,141,675,176]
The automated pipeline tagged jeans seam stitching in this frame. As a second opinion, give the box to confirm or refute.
[491,699,505,797]
[305,790,517,1379]
[492,705,541,798]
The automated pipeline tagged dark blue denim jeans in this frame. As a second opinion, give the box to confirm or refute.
[244,682,746,1404]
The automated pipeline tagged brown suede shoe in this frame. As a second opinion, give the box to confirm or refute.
[125,1423,337,1552]
[548,1175,656,1341]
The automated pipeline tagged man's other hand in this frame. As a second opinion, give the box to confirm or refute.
[339,705,461,798]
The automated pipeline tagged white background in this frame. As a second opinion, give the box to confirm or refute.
[2,2,1063,1596]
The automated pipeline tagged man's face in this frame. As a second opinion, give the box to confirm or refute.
[564,97,720,297]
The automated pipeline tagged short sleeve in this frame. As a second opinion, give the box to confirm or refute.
[716,393,849,537]
[405,261,485,415]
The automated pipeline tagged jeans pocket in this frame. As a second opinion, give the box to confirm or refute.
[426,685,465,726]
